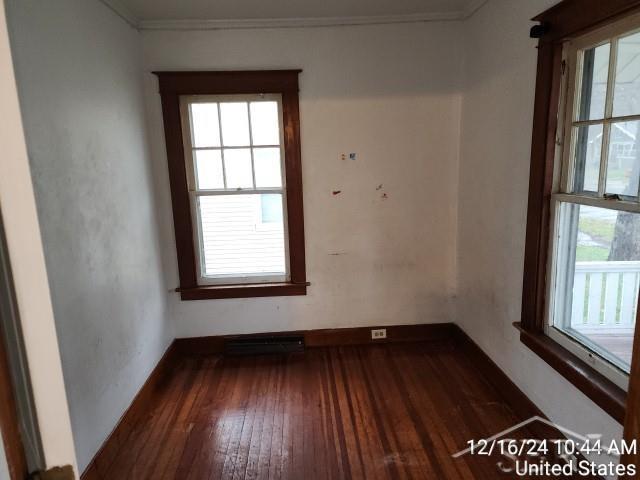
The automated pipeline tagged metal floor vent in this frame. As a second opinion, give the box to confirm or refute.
[224,335,305,356]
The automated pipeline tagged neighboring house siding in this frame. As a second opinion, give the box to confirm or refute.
[200,194,286,276]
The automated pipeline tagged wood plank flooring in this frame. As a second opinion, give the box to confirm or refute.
[87,342,591,479]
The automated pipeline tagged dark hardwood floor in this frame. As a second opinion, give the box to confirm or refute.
[87,341,590,479]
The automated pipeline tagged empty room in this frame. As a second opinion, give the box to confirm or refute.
[1,0,640,479]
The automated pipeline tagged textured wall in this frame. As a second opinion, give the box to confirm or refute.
[5,0,173,470]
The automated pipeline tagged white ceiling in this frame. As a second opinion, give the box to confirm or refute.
[103,0,486,29]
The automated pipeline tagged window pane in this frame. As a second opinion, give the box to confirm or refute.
[223,148,253,189]
[198,194,286,276]
[261,194,284,223]
[254,148,282,188]
[194,150,224,189]
[190,103,220,148]
[573,124,603,192]
[220,102,250,147]
[606,120,640,197]
[554,202,639,372]
[250,101,280,145]
[613,31,640,117]
[577,43,610,121]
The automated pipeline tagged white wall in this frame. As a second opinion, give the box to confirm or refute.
[0,0,77,473]
[5,0,173,471]
[457,0,623,453]
[142,23,463,337]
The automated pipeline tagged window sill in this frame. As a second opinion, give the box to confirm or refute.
[514,322,626,423]
[176,282,309,300]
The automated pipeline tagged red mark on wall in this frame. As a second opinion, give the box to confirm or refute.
[332,190,342,195]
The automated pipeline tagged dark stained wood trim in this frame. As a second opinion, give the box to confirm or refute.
[449,326,571,445]
[154,70,302,95]
[521,0,640,421]
[281,90,306,284]
[178,282,308,301]
[533,0,640,42]
[155,70,307,300]
[304,322,457,347]
[158,91,197,289]
[515,323,626,424]
[521,39,563,333]
[80,342,179,480]
[452,326,546,421]
[0,319,28,480]
[173,323,460,356]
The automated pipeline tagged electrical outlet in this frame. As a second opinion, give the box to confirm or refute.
[371,328,387,340]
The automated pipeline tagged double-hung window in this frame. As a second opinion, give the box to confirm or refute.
[156,71,307,300]
[548,17,640,389]
[182,95,289,284]
[521,2,640,423]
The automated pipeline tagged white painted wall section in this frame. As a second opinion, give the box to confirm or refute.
[142,22,463,338]
[457,0,623,452]
[5,0,173,471]
[0,0,78,473]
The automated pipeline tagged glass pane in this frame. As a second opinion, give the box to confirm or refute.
[573,124,603,192]
[198,194,286,276]
[194,150,224,189]
[220,102,250,147]
[223,148,253,189]
[577,43,610,121]
[606,120,640,197]
[253,148,282,188]
[190,103,220,148]
[553,202,640,372]
[613,31,640,117]
[250,101,280,145]
[261,194,284,223]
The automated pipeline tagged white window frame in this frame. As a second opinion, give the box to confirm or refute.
[545,13,640,391]
[179,93,291,285]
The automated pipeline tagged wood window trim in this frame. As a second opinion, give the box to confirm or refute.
[155,70,308,300]
[520,0,640,424]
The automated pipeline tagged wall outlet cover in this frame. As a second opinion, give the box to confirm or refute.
[371,328,387,339]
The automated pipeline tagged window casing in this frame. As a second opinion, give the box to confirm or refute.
[545,16,640,391]
[519,1,640,424]
[156,70,307,300]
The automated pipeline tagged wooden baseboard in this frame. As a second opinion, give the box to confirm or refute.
[451,325,545,420]
[174,322,459,355]
[80,342,179,480]
[80,322,550,479]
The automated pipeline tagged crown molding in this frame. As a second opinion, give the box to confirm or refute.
[138,11,464,31]
[96,0,491,31]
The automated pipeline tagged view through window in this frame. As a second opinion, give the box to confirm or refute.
[550,25,640,380]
